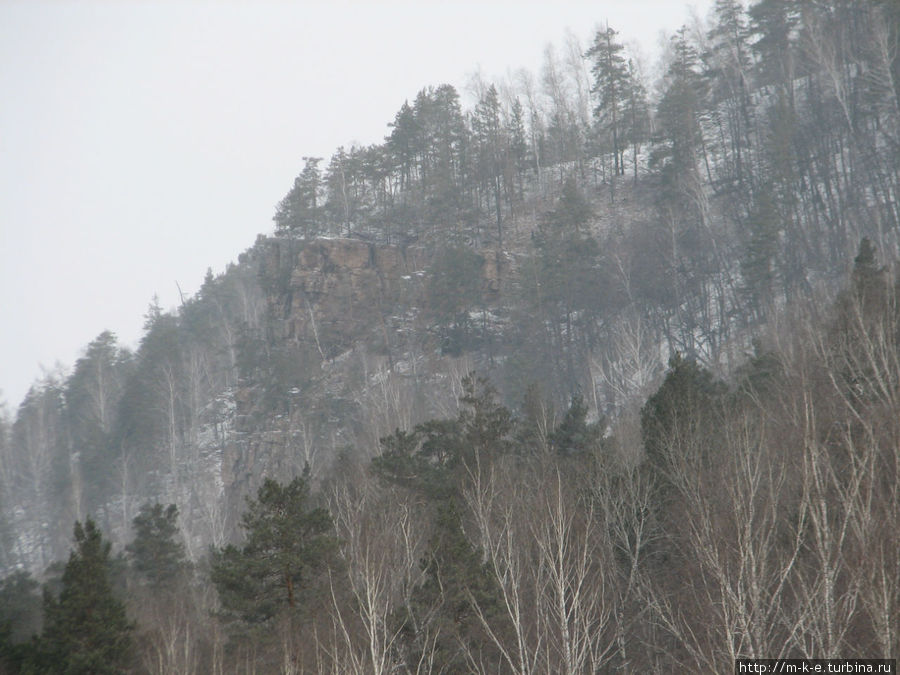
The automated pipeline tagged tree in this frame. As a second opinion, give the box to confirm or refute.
[64,331,130,521]
[704,0,753,187]
[749,0,800,106]
[457,374,515,462]
[0,571,41,645]
[549,394,603,456]
[516,383,555,454]
[506,97,530,198]
[527,179,607,389]
[409,84,469,234]
[640,353,726,487]
[274,157,324,236]
[41,519,133,675]
[126,502,187,589]
[653,27,708,205]
[0,409,17,572]
[425,246,485,356]
[125,502,201,675]
[760,92,804,296]
[651,28,721,355]
[373,373,514,496]
[371,375,514,670]
[10,376,68,570]
[740,182,781,320]
[325,146,370,237]
[850,237,885,302]
[541,44,584,174]
[386,100,418,194]
[586,24,630,177]
[623,59,651,182]
[211,471,335,628]
[324,471,428,675]
[540,176,592,234]
[472,84,506,247]
[411,499,503,671]
[114,305,185,523]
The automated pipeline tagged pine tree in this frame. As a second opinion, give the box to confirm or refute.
[457,373,515,464]
[640,354,726,479]
[126,502,187,589]
[425,246,485,356]
[373,375,510,671]
[409,85,468,232]
[833,239,893,407]
[386,100,418,193]
[530,180,603,385]
[586,24,630,176]
[0,571,41,645]
[740,182,781,319]
[64,331,130,518]
[516,383,554,454]
[704,0,753,186]
[549,394,603,456]
[210,471,335,629]
[406,498,502,672]
[373,373,514,495]
[838,237,890,327]
[41,519,133,675]
[274,156,323,236]
[472,84,506,246]
[653,27,708,196]
[624,59,650,181]
[749,0,800,105]
[324,146,358,236]
[506,97,530,198]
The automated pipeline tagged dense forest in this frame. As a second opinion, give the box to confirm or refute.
[2,0,900,672]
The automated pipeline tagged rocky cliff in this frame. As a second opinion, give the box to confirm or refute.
[211,235,509,546]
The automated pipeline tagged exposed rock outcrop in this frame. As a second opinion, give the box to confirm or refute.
[261,238,428,354]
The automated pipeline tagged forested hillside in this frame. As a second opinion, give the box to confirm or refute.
[2,0,899,672]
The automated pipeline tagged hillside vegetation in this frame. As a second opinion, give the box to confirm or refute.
[2,1,899,672]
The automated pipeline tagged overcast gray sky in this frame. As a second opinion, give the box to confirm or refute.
[0,0,713,410]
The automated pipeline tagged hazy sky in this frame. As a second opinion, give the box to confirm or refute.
[0,0,713,410]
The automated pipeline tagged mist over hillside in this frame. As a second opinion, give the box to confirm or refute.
[2,1,899,672]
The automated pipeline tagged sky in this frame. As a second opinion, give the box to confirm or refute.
[0,0,714,411]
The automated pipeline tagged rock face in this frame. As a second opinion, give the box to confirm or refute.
[216,236,511,526]
[261,237,430,355]
[218,236,455,539]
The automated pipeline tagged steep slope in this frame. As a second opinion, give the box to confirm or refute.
[3,0,899,577]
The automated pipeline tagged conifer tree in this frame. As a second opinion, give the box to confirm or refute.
[457,374,514,461]
[506,97,530,198]
[41,519,133,675]
[472,84,506,246]
[274,156,323,236]
[126,502,187,589]
[387,100,417,193]
[425,246,485,356]
[740,182,781,319]
[749,0,800,106]
[624,59,650,182]
[586,24,630,177]
[407,498,502,671]
[373,375,510,671]
[705,0,753,186]
[64,331,130,519]
[640,354,726,484]
[549,394,603,456]
[653,27,708,197]
[210,471,335,628]
[0,571,41,647]
[530,180,604,385]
